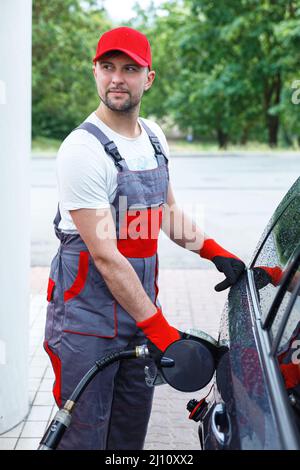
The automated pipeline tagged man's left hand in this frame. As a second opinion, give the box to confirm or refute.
[211,256,246,291]
[200,238,246,292]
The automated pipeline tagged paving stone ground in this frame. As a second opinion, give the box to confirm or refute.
[0,267,227,450]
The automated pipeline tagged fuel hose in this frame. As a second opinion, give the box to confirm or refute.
[38,345,150,450]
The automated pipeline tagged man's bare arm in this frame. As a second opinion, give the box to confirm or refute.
[69,208,157,322]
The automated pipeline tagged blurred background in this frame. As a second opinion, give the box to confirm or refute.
[32,0,300,151]
[31,0,300,269]
[0,0,299,450]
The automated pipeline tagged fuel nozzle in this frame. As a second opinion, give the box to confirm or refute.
[38,405,73,450]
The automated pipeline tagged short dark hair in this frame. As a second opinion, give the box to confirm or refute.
[97,50,125,62]
[96,50,150,72]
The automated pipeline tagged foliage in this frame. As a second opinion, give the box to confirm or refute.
[32,0,300,148]
[32,0,111,139]
[131,0,300,147]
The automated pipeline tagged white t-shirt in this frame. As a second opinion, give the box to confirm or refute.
[56,112,170,233]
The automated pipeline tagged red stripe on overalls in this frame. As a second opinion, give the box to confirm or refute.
[117,206,163,258]
[43,341,62,408]
[64,251,89,302]
[47,278,55,302]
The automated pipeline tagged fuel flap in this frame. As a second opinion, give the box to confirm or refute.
[159,329,225,393]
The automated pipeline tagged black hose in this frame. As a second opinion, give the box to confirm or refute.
[69,348,138,404]
[38,347,141,450]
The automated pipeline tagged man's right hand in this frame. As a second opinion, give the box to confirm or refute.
[253,266,283,289]
[136,308,181,365]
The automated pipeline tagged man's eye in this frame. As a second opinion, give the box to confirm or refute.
[102,64,112,70]
[126,66,137,72]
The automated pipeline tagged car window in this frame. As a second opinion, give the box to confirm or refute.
[278,293,300,355]
[251,195,300,322]
[276,283,300,432]
[270,269,300,343]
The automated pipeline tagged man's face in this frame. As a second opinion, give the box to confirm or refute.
[93,52,155,113]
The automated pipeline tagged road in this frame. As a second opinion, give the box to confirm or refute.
[31,152,300,267]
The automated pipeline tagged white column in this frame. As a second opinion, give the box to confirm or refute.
[0,0,32,433]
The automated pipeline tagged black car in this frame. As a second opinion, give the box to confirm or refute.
[187,176,300,450]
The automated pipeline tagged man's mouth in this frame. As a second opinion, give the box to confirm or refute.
[108,90,128,94]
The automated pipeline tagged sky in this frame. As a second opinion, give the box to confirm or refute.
[102,0,164,23]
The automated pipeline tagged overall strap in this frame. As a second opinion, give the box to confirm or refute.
[139,119,169,166]
[75,122,126,170]
[53,202,68,242]
[54,203,62,228]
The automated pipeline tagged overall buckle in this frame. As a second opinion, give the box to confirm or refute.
[104,141,123,163]
[150,136,163,155]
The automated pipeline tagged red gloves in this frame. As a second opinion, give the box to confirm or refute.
[200,238,246,291]
[136,308,181,364]
[253,266,283,289]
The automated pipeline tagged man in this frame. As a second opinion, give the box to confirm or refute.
[44,26,245,450]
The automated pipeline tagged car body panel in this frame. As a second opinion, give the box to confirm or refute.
[199,176,300,450]
[201,275,282,449]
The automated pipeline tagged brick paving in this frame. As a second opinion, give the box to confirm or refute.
[0,267,227,450]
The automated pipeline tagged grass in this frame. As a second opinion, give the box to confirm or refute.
[168,139,300,154]
[32,136,61,156]
[31,136,300,157]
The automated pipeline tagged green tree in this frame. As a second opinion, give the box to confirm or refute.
[273,12,300,147]
[32,0,300,148]
[127,1,184,122]
[32,0,111,140]
[133,0,300,148]
[174,0,300,147]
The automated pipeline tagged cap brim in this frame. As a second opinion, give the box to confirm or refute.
[93,47,148,67]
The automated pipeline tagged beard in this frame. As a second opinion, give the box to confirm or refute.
[100,90,142,113]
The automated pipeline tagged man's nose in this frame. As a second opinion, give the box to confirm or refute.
[111,69,125,86]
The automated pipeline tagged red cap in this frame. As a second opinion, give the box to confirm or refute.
[93,26,152,69]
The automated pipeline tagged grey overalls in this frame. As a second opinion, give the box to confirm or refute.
[44,120,169,450]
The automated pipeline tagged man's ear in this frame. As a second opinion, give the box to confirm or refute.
[144,70,156,91]
[92,62,98,79]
